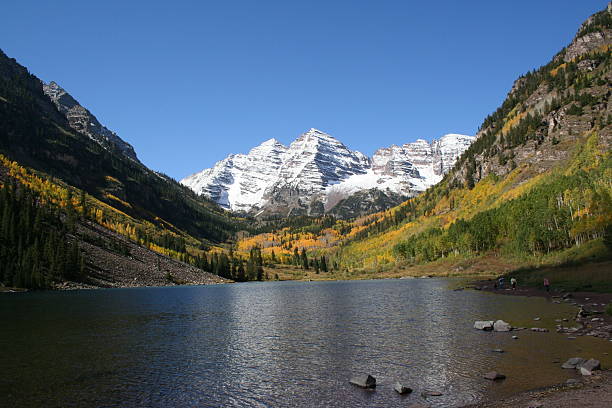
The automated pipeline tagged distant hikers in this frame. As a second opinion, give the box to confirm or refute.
[543,278,550,292]
[498,277,505,289]
[510,277,517,290]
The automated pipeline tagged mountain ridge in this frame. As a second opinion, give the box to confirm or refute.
[42,81,139,161]
[181,128,474,217]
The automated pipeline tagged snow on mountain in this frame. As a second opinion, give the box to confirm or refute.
[264,128,370,195]
[181,138,287,213]
[181,129,475,216]
[42,81,139,161]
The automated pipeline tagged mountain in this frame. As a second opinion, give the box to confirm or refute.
[334,3,612,274]
[42,81,138,161]
[0,48,242,289]
[0,48,239,242]
[233,2,612,285]
[181,128,474,217]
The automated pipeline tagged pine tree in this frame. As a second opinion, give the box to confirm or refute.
[301,248,309,270]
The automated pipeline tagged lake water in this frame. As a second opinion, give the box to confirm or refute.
[1,279,610,407]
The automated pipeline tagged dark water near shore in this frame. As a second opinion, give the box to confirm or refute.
[1,279,610,407]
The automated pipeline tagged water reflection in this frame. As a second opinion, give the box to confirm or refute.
[1,279,610,407]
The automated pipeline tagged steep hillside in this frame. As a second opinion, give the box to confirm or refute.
[336,3,612,272]
[0,49,238,243]
[0,49,242,288]
[233,3,612,283]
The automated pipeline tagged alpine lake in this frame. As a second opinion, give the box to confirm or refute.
[1,278,610,407]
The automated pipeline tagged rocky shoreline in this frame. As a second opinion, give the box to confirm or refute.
[467,370,612,408]
[467,279,612,407]
[472,280,612,341]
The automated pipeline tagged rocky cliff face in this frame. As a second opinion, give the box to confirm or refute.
[43,81,139,161]
[181,128,474,218]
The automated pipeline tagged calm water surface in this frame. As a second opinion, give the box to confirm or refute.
[1,279,610,407]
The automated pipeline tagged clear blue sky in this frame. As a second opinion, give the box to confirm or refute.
[1,0,607,179]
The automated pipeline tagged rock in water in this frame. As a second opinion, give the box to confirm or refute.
[483,371,506,381]
[349,374,376,389]
[393,382,412,395]
[579,358,601,375]
[474,320,495,330]
[493,320,512,332]
[492,349,504,353]
[421,390,443,397]
[562,357,586,369]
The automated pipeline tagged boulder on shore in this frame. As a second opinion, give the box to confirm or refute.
[349,374,376,389]
[474,320,495,330]
[562,357,586,369]
[393,382,412,395]
[483,371,506,381]
[493,320,512,332]
[579,358,601,375]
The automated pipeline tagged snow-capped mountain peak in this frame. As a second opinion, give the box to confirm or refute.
[180,129,475,217]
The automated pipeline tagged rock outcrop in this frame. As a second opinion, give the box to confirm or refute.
[43,81,139,161]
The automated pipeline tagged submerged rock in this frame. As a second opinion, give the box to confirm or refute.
[474,320,495,330]
[421,390,443,397]
[483,371,506,381]
[349,374,376,389]
[530,327,549,332]
[393,382,412,395]
[492,348,504,353]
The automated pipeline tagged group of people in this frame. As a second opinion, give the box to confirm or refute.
[493,277,551,292]
[494,277,518,290]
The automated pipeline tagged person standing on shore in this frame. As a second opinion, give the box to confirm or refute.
[511,277,517,290]
[543,278,550,292]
